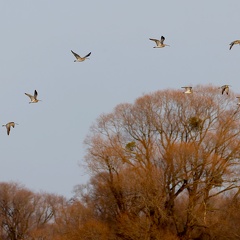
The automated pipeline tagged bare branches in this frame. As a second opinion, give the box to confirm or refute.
[83,85,240,239]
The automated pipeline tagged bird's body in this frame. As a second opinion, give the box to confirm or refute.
[2,122,18,135]
[219,85,231,95]
[71,50,91,62]
[229,40,240,50]
[25,90,41,103]
[182,86,193,94]
[149,36,170,48]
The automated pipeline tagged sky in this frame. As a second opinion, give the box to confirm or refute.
[0,1,240,198]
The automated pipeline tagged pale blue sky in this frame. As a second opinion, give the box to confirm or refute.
[0,1,240,198]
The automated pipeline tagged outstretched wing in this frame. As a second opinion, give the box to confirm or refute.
[229,42,235,50]
[71,50,81,59]
[6,122,15,135]
[25,93,33,99]
[7,126,10,135]
[149,38,160,45]
[221,86,226,94]
[34,90,38,98]
[84,52,91,58]
[229,40,240,50]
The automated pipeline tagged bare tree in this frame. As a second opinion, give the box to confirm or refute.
[83,85,240,239]
[53,198,112,240]
[0,182,57,240]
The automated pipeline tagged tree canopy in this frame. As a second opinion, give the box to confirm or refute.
[82,85,240,239]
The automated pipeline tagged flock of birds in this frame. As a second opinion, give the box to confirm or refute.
[2,37,240,135]
[2,90,42,135]
[1,50,91,136]
[181,84,232,95]
[148,36,240,106]
[181,83,240,106]
[149,35,240,50]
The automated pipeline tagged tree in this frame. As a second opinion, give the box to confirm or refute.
[53,197,112,240]
[83,85,240,239]
[0,182,57,240]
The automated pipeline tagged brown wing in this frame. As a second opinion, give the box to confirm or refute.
[71,50,81,59]
[25,93,33,98]
[221,86,226,94]
[229,40,240,50]
[7,126,10,135]
[150,38,159,42]
[149,38,158,42]
[149,38,160,46]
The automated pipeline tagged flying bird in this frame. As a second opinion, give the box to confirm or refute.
[2,122,18,135]
[229,40,240,50]
[71,50,91,62]
[182,86,193,94]
[149,36,170,48]
[25,90,41,103]
[219,85,231,95]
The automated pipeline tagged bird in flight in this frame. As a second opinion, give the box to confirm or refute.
[229,40,240,50]
[2,122,18,135]
[182,86,193,94]
[149,36,170,48]
[71,50,91,62]
[219,85,231,95]
[25,90,41,103]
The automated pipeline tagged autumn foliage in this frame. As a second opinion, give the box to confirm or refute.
[1,85,240,239]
